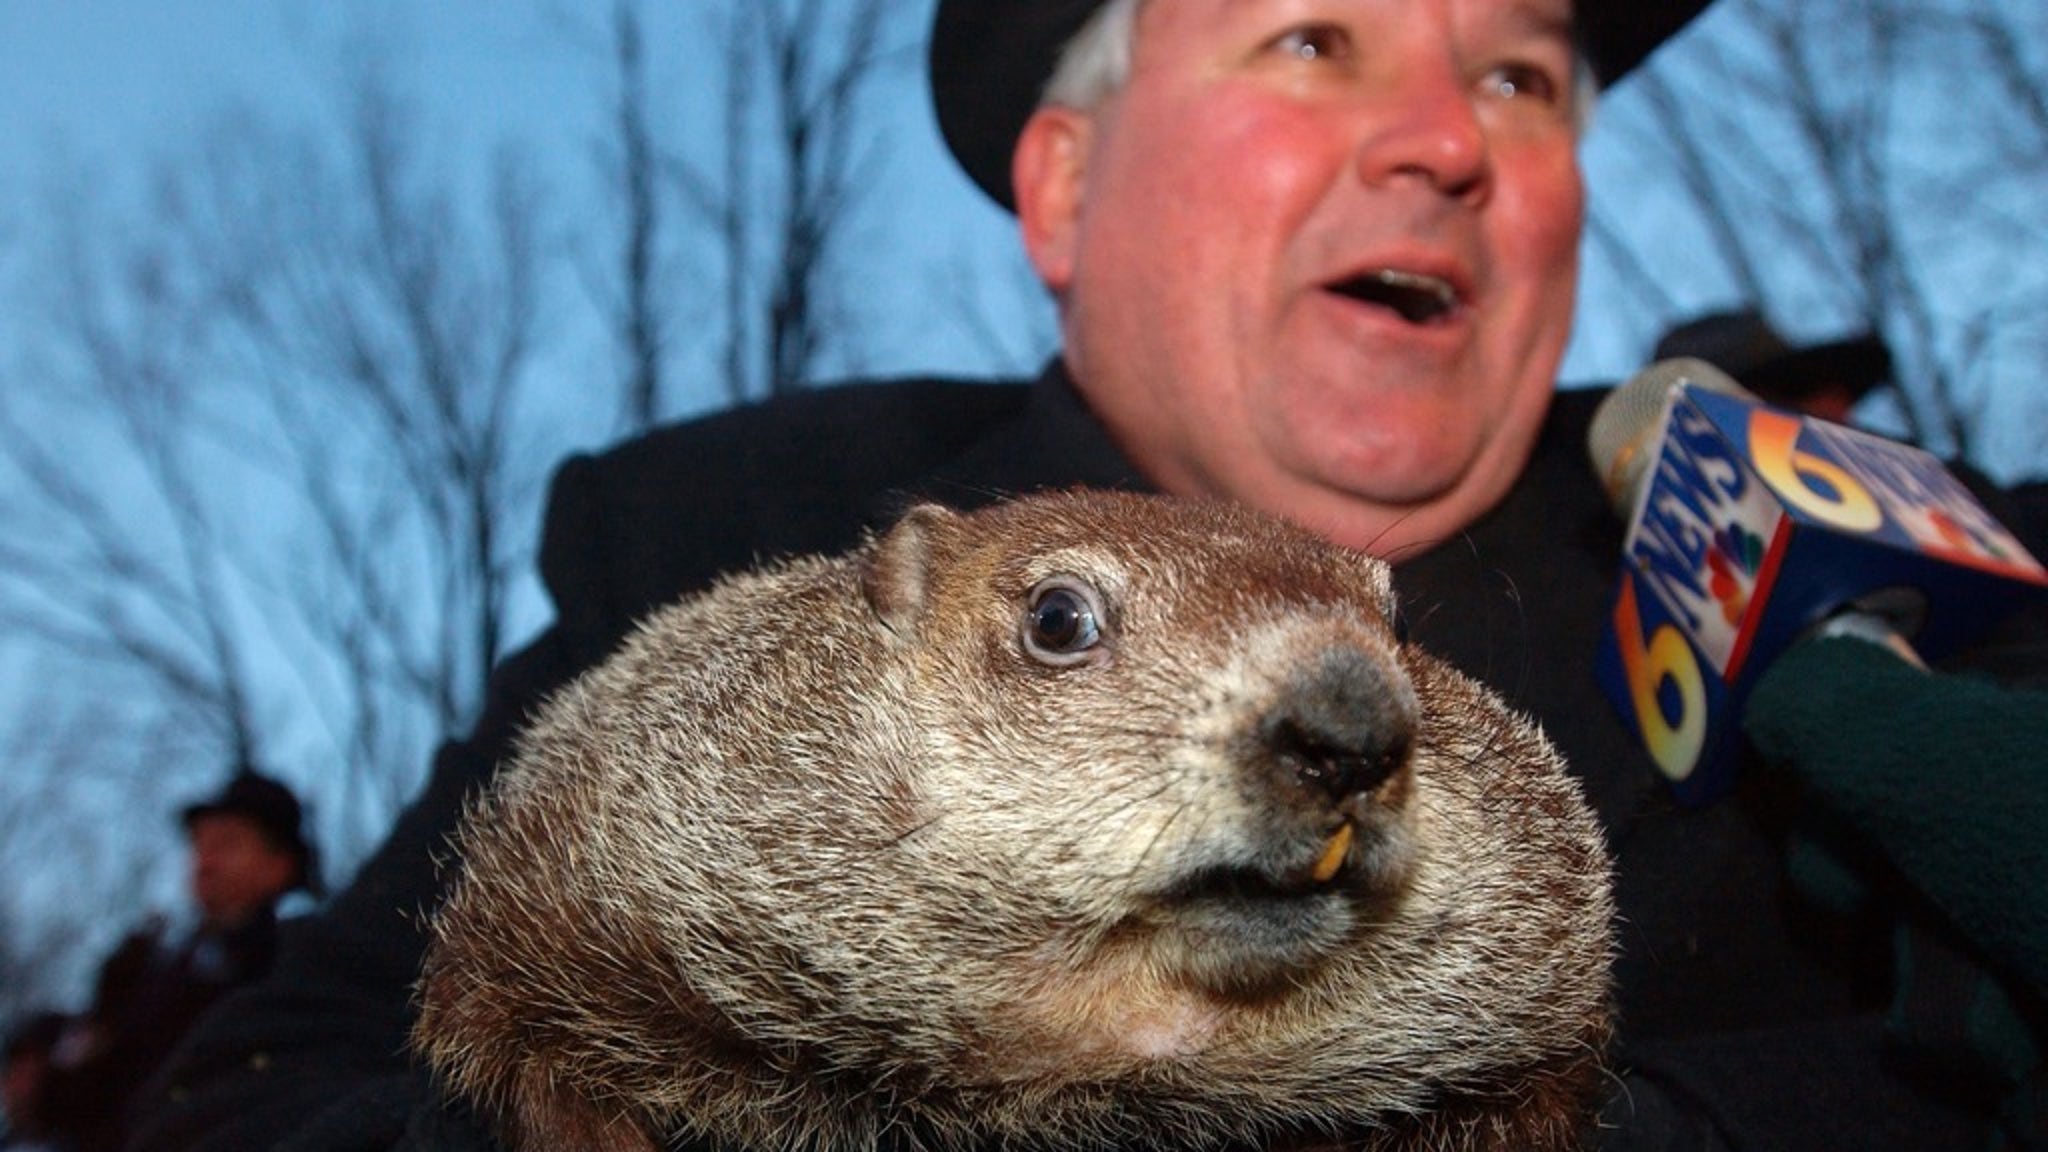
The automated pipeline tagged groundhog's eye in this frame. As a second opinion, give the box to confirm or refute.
[1021,578,1107,666]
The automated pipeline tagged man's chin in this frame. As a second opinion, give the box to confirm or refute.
[1302,464,1523,559]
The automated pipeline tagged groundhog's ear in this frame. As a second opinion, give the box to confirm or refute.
[862,504,964,639]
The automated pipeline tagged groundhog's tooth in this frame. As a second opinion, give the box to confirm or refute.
[1312,822,1354,884]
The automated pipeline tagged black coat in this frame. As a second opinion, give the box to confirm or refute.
[40,909,280,1152]
[134,364,2045,1151]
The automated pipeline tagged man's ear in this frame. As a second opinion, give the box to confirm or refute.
[1013,106,1092,293]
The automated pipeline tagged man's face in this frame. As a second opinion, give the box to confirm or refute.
[1017,0,1584,557]
[188,813,298,927]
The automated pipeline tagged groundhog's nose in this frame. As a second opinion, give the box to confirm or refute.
[1260,646,1415,805]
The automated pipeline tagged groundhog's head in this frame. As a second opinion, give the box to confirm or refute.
[416,491,1613,1152]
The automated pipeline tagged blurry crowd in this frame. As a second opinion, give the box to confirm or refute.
[1,770,316,1152]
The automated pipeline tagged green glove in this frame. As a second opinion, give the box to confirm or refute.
[1745,635,2048,997]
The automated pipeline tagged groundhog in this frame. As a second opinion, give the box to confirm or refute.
[414,491,1613,1152]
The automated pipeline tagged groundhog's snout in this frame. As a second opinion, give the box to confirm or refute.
[1261,644,1415,808]
[1155,633,1421,998]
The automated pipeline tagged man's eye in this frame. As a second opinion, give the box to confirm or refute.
[1272,24,1353,64]
[1482,62,1564,105]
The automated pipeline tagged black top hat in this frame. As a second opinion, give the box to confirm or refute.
[931,0,1716,210]
[1653,308,1892,406]
[181,768,320,895]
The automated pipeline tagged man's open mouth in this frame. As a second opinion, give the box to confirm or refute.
[1329,269,1460,325]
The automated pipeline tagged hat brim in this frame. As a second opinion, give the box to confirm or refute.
[931,0,1714,210]
[1740,337,1894,402]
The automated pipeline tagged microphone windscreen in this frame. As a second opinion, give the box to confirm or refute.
[1587,358,1746,516]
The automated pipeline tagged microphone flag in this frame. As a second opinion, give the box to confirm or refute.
[1595,367,2047,804]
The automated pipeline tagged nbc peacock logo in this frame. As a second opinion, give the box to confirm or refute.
[1704,521,1765,626]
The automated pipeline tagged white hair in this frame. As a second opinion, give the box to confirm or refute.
[1040,0,1598,127]
[1041,0,1145,109]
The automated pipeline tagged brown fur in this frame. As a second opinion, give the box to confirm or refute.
[414,491,1614,1152]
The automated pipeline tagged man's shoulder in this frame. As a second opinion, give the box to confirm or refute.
[559,375,1035,537]
[535,376,1036,654]
[599,376,1033,487]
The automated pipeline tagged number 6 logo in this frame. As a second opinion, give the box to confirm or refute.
[1749,410,1881,533]
[1613,572,1706,781]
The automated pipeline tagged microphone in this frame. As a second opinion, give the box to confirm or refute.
[1587,357,2048,804]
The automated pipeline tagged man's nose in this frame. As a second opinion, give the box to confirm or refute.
[1353,57,1490,201]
